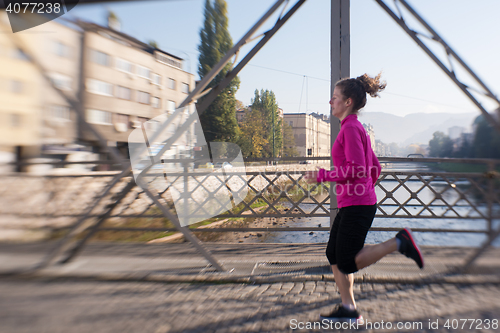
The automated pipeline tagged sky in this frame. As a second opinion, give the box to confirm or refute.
[62,0,500,118]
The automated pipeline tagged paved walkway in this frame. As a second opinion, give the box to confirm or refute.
[1,242,500,332]
[1,278,499,332]
[1,242,500,283]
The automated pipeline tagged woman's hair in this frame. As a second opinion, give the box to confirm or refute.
[336,73,386,112]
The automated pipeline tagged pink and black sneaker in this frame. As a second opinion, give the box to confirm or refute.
[396,227,424,269]
[320,304,364,325]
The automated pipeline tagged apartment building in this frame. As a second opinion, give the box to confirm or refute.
[283,112,330,157]
[0,12,196,166]
[0,14,81,165]
[362,123,375,151]
[79,21,196,159]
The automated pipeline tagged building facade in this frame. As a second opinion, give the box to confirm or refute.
[283,113,330,157]
[0,12,195,167]
[362,123,376,151]
[0,15,81,165]
[79,21,196,159]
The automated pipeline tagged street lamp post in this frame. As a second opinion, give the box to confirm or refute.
[272,107,275,161]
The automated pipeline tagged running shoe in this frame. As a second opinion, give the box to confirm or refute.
[320,304,364,324]
[396,227,424,269]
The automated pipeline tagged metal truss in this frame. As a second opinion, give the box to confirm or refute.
[4,0,498,274]
[5,0,308,272]
[3,157,499,274]
[375,0,500,272]
[375,0,500,132]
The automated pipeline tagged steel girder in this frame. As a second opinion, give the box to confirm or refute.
[375,0,500,273]
[23,0,308,271]
[375,0,500,132]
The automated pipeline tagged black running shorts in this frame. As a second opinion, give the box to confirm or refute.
[326,204,377,274]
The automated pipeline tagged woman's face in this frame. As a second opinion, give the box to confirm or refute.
[330,86,352,120]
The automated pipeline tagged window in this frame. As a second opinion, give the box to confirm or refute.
[86,79,113,96]
[86,109,112,125]
[91,50,110,66]
[289,121,293,126]
[151,97,161,108]
[166,100,175,113]
[167,78,176,90]
[10,80,24,94]
[54,41,69,58]
[137,65,150,79]
[49,73,72,91]
[152,73,161,85]
[181,82,189,94]
[137,91,150,104]
[114,114,129,132]
[116,86,132,100]
[49,105,70,120]
[11,113,22,127]
[116,58,133,74]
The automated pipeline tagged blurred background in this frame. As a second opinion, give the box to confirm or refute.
[0,9,196,173]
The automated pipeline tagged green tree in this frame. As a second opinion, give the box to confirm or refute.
[472,115,500,158]
[251,89,283,158]
[282,122,298,157]
[453,133,473,158]
[239,108,268,158]
[428,131,454,157]
[197,0,240,144]
[147,40,159,49]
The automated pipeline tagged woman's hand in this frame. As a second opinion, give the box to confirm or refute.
[304,170,319,183]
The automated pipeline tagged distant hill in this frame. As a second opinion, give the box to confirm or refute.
[358,112,478,145]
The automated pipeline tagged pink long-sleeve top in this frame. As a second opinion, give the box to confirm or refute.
[316,114,381,208]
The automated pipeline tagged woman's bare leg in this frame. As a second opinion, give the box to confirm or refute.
[331,264,356,309]
[355,238,398,270]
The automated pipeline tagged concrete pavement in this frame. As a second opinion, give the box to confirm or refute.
[1,242,500,332]
[1,242,499,284]
[0,278,499,332]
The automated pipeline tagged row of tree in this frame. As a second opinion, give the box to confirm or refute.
[196,0,297,158]
[428,115,500,158]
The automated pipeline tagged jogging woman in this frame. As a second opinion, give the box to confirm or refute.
[305,73,424,324]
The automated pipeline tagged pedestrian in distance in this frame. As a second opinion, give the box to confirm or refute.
[305,73,424,324]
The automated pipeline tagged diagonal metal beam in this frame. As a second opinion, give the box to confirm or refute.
[34,169,133,269]
[35,0,295,268]
[375,0,500,132]
[57,176,137,264]
[137,180,225,272]
[138,0,306,175]
[6,23,127,166]
[49,0,298,267]
[14,0,308,271]
[195,0,307,115]
[5,20,136,270]
[459,225,500,274]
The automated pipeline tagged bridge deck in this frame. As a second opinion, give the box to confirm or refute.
[1,242,499,283]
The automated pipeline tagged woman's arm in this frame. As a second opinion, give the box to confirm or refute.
[317,126,367,183]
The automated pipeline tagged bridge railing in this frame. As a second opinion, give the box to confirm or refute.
[1,156,499,272]
[1,156,498,233]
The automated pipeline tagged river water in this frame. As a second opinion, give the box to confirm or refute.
[257,162,500,247]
